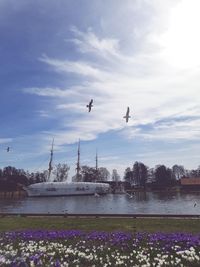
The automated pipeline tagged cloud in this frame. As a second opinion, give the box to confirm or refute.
[158,0,200,69]
[40,54,108,80]
[42,129,96,147]
[0,138,12,144]
[99,155,120,161]
[36,110,50,118]
[22,2,200,156]
[23,87,78,97]
[122,116,200,142]
[69,26,120,58]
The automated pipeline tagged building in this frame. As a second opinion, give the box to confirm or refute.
[181,178,200,190]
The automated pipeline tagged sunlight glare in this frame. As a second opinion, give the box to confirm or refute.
[161,0,200,69]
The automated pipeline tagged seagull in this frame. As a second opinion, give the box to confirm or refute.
[126,192,134,198]
[86,99,93,112]
[6,147,10,152]
[123,107,131,123]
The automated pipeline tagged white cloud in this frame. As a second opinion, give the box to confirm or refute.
[0,138,12,144]
[40,54,108,80]
[23,87,79,97]
[36,110,50,118]
[122,116,200,142]
[42,130,96,147]
[158,0,200,69]
[21,1,200,173]
[69,26,120,58]
[99,155,120,162]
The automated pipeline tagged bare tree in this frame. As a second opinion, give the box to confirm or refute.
[98,167,110,181]
[132,162,148,188]
[53,163,70,182]
[80,166,96,182]
[112,169,120,182]
[172,165,185,180]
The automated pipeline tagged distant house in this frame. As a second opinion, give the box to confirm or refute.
[181,177,200,190]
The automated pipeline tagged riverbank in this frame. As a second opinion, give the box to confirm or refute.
[1,217,200,233]
[0,190,26,199]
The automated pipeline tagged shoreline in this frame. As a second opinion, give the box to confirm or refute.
[0,188,200,199]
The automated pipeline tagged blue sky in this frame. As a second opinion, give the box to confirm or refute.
[1,0,200,178]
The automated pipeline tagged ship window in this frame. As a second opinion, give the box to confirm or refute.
[76,187,85,191]
[96,186,103,192]
[46,188,56,191]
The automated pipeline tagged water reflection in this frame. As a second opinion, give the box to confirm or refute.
[0,191,200,214]
[134,191,148,202]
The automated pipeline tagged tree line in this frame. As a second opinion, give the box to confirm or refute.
[0,162,200,191]
[124,162,200,189]
[0,164,68,191]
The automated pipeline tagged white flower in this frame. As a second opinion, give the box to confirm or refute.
[0,256,6,263]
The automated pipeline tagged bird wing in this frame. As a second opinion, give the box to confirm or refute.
[126,107,129,116]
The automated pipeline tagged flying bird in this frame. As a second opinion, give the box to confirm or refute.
[123,107,131,123]
[86,99,93,112]
[6,147,10,152]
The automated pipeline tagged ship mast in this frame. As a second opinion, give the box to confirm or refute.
[48,138,54,181]
[76,139,81,181]
[95,149,98,182]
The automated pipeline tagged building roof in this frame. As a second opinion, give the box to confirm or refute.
[181,178,200,185]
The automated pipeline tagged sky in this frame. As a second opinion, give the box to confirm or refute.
[0,0,200,179]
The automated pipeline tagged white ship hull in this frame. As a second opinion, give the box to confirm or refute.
[24,182,110,197]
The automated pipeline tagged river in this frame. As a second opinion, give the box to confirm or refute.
[0,191,200,214]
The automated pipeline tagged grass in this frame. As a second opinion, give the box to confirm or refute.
[0,216,200,233]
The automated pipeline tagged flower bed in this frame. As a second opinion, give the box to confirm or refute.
[0,230,200,266]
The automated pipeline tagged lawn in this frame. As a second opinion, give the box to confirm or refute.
[0,216,200,233]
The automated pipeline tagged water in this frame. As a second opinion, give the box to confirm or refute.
[0,191,200,214]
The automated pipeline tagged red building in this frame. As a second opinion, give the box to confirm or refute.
[181,178,200,190]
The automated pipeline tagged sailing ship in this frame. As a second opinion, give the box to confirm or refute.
[24,140,110,197]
